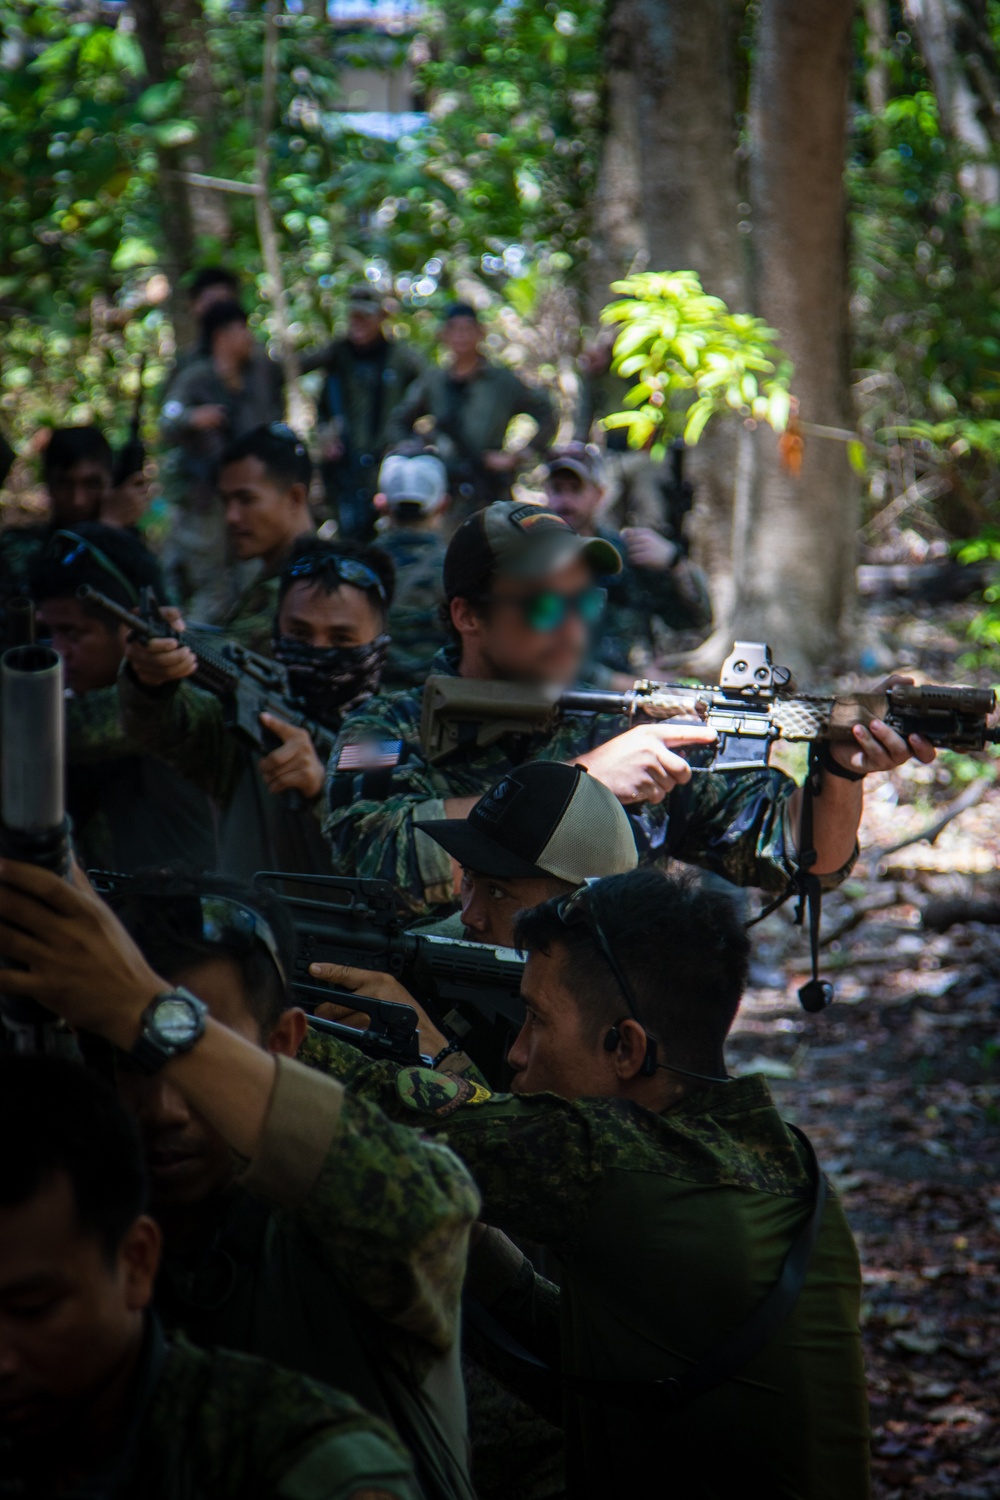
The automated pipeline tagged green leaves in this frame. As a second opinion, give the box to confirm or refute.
[599,270,794,452]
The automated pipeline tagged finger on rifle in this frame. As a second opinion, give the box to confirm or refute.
[0,965,43,997]
[649,741,694,787]
[309,960,375,990]
[262,768,312,797]
[908,732,937,765]
[260,713,301,744]
[259,737,301,772]
[314,1000,372,1030]
[0,918,49,967]
[0,858,86,915]
[650,722,717,747]
[852,721,895,771]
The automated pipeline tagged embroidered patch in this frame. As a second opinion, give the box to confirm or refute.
[336,739,403,772]
[507,504,571,534]
[474,775,522,825]
[396,1067,492,1117]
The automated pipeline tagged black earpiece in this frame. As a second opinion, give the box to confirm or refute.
[604,1021,658,1076]
[603,1026,620,1053]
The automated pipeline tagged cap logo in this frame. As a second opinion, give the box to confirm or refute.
[507,505,571,535]
[474,775,522,826]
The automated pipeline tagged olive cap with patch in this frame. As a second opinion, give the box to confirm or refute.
[419,761,638,883]
[442,500,622,601]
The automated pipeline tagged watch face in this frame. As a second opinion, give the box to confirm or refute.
[152,996,200,1047]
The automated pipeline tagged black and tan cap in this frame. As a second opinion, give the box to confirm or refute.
[443,500,622,601]
[419,762,638,883]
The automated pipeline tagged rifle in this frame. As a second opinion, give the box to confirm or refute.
[255,871,526,1086]
[78,585,337,807]
[421,641,1000,772]
[0,641,74,1052]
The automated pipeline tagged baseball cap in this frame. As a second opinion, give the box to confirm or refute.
[379,453,447,512]
[443,501,622,600]
[419,762,638,883]
[348,284,384,315]
[545,442,605,488]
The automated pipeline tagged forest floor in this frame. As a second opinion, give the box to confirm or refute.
[727,598,999,1498]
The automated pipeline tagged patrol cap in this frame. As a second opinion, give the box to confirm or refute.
[419,762,638,883]
[379,452,447,513]
[545,441,606,489]
[348,283,384,315]
[443,501,622,601]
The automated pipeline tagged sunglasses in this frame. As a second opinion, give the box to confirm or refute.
[495,586,607,633]
[267,422,308,458]
[286,553,387,605]
[556,881,643,1023]
[48,530,140,607]
[95,879,288,990]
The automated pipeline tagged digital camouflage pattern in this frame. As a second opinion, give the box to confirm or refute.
[137,1334,422,1500]
[116,671,242,803]
[323,645,824,918]
[217,567,281,656]
[297,1037,871,1500]
[377,528,449,691]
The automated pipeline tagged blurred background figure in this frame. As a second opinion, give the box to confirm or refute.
[0,425,114,600]
[375,449,450,689]
[300,284,425,543]
[386,302,557,522]
[543,442,711,685]
[160,292,285,622]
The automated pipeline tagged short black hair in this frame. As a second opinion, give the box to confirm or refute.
[29,521,167,613]
[112,436,145,488]
[514,870,751,1070]
[277,535,395,623]
[111,868,294,1037]
[219,423,313,493]
[188,265,241,302]
[42,426,114,482]
[0,1055,147,1260]
[442,301,481,323]
[200,298,248,352]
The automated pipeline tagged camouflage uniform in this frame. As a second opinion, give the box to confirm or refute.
[588,522,712,684]
[323,645,851,920]
[2,1323,421,1499]
[116,668,329,880]
[217,566,281,656]
[377,527,449,691]
[297,1036,873,1500]
[0,523,51,601]
[152,1051,479,1500]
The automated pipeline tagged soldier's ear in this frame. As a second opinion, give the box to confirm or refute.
[268,1006,308,1059]
[120,1215,161,1311]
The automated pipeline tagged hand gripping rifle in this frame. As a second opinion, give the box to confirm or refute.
[255,871,526,1086]
[78,585,337,812]
[421,640,1000,770]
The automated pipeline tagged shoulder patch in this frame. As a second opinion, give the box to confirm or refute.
[396,1066,492,1117]
[336,739,403,772]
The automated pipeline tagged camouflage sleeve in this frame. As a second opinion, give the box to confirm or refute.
[117,665,241,803]
[65,686,136,764]
[323,703,457,917]
[656,765,800,894]
[242,1056,480,1354]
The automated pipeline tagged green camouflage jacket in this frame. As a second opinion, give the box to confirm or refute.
[298,1038,872,1500]
[378,527,449,691]
[218,567,280,656]
[323,646,811,918]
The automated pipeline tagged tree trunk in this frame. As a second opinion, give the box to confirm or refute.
[863,0,891,117]
[727,0,856,682]
[586,0,647,321]
[905,0,1000,204]
[628,0,748,647]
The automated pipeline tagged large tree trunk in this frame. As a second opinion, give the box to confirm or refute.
[604,0,748,639]
[905,0,1000,204]
[726,0,856,682]
[586,0,647,320]
[722,0,857,681]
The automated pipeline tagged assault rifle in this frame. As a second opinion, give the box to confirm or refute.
[79,585,337,808]
[421,641,1000,772]
[256,871,526,1086]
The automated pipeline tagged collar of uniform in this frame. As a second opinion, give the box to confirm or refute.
[660,1072,775,1119]
[431,642,462,677]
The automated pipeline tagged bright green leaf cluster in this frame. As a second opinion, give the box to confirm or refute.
[599,271,793,452]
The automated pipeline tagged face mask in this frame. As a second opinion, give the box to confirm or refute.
[273,634,389,726]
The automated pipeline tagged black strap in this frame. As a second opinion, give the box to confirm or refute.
[466,1125,827,1418]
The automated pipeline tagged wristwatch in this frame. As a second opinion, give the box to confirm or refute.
[128,987,209,1075]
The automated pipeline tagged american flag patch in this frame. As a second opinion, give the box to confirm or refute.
[336,739,403,771]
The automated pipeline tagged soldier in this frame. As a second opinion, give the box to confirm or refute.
[385,304,557,520]
[0,862,480,1500]
[0,1054,423,1500]
[284,869,873,1499]
[26,524,218,873]
[0,426,114,599]
[300,285,426,542]
[542,442,711,684]
[325,500,935,920]
[160,301,285,621]
[118,536,393,879]
[375,450,450,690]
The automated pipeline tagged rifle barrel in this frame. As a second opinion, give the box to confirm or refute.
[1,646,64,831]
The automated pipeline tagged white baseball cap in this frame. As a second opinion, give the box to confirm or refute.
[379,453,448,512]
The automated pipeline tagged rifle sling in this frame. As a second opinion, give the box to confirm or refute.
[464,1124,826,1418]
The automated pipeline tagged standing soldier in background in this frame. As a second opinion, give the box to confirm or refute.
[375,450,450,690]
[0,426,113,599]
[160,300,284,621]
[300,285,425,542]
[385,304,557,522]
